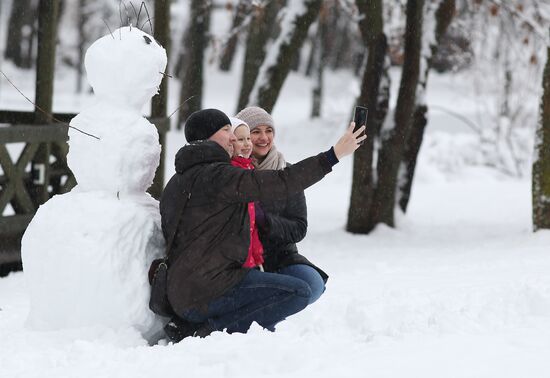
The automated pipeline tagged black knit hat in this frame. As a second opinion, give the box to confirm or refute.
[184,109,231,142]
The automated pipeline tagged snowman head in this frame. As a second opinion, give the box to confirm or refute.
[85,26,167,110]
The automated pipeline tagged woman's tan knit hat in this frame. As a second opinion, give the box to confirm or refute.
[235,106,274,132]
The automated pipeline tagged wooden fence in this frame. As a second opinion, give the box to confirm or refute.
[0,112,169,266]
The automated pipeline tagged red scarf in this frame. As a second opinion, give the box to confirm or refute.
[231,156,264,268]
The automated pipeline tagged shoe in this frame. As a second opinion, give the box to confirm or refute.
[164,317,212,343]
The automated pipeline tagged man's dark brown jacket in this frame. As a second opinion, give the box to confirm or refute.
[160,141,332,315]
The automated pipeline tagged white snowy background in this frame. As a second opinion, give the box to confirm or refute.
[1,3,550,378]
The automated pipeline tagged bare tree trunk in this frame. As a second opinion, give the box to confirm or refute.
[152,0,170,120]
[219,0,252,72]
[76,0,87,93]
[31,0,60,206]
[149,0,170,200]
[22,7,38,69]
[236,1,280,112]
[34,0,58,124]
[177,0,211,129]
[290,48,301,72]
[310,8,327,118]
[310,45,323,117]
[331,8,352,71]
[533,31,550,231]
[5,0,26,64]
[305,5,325,79]
[321,4,346,71]
[346,0,390,234]
[0,2,3,96]
[398,0,455,212]
[5,0,36,68]
[370,0,424,228]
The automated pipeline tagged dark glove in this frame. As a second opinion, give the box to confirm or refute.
[254,202,267,228]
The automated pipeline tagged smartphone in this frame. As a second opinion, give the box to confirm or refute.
[353,105,368,145]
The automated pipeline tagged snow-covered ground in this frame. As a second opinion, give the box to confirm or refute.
[2,53,550,377]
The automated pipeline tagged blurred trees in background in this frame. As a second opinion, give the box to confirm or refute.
[2,0,155,91]
[348,0,455,233]
[1,0,549,233]
[245,0,323,112]
[236,0,282,111]
[462,0,549,178]
[219,0,253,72]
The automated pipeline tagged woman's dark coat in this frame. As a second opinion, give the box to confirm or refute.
[259,164,328,282]
[159,141,332,315]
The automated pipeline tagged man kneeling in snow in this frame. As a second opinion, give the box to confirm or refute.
[159,108,365,342]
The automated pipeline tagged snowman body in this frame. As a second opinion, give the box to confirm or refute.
[21,27,168,336]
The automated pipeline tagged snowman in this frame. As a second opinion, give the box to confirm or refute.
[21,26,167,339]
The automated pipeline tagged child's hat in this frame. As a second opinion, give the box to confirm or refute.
[229,117,249,134]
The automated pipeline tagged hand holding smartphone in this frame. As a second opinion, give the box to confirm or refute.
[353,106,368,146]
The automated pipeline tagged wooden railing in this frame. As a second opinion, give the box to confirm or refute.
[0,123,72,235]
[0,112,169,238]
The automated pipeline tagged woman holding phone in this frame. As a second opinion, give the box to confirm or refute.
[235,106,328,305]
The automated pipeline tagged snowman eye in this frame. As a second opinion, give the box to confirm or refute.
[143,35,152,45]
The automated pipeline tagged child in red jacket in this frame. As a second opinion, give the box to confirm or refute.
[229,117,264,271]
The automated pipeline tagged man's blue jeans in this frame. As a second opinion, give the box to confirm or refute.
[180,269,312,334]
[278,264,325,304]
